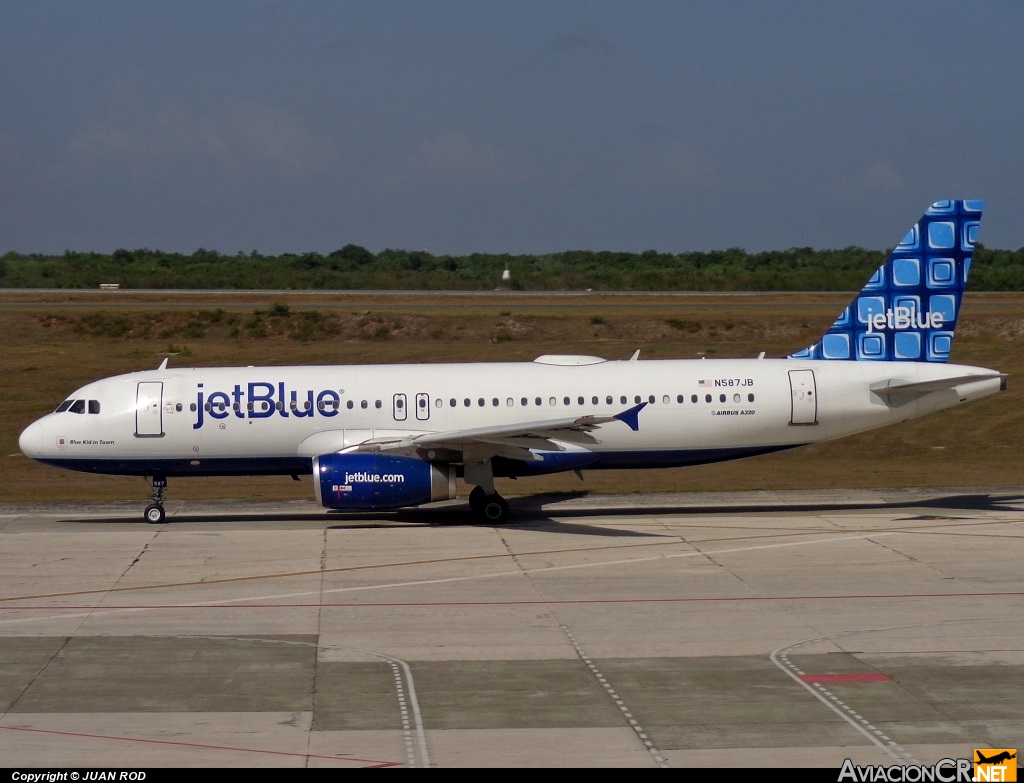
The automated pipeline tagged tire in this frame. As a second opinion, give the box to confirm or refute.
[480,495,509,524]
[144,504,165,524]
[468,485,487,512]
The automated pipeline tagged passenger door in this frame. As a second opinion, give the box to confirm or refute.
[135,382,165,437]
[788,370,818,425]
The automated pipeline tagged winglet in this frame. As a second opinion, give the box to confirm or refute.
[613,402,647,432]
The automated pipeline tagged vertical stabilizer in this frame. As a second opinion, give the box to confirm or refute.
[789,199,984,362]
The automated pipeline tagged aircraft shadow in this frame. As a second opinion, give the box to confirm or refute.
[503,491,1024,520]
[56,490,1024,536]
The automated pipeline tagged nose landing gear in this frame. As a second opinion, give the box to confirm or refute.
[144,476,167,524]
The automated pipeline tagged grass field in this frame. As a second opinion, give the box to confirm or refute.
[2,289,1022,504]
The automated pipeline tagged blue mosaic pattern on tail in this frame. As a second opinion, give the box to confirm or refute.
[789,200,984,362]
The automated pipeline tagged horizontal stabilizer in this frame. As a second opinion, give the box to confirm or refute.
[870,372,1006,403]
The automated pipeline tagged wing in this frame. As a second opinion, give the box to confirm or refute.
[345,403,647,463]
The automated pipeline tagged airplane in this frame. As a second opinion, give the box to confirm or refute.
[18,199,1006,525]
[976,751,1016,765]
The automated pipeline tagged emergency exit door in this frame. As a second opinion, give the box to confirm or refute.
[415,392,430,421]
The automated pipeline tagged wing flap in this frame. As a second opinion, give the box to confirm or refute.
[347,405,646,463]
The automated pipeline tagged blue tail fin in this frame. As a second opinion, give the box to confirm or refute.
[789,199,984,363]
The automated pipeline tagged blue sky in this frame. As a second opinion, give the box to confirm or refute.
[1,1,1021,256]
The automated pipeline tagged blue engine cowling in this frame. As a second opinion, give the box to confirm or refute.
[313,453,456,510]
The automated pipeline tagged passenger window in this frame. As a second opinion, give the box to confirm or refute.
[478,398,485,407]
[347,400,354,409]
[620,395,627,404]
[464,398,471,407]
[676,394,684,403]
[190,403,197,412]
[719,394,726,403]
[361,400,368,409]
[691,394,698,403]
[748,393,755,402]
[396,398,404,409]
[634,395,641,404]
[506,398,514,407]
[548,397,556,406]
[521,397,528,406]
[492,398,499,406]
[733,394,741,403]
[606,396,612,404]
[563,396,570,405]
[89,400,101,414]
[649,395,655,404]
[450,398,457,407]
[374,400,381,409]
[175,403,182,412]
[578,396,584,405]
[592,396,598,405]
[535,397,542,406]
[705,394,712,403]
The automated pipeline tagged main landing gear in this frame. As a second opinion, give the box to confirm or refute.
[468,486,510,524]
[465,459,510,524]
[144,476,167,524]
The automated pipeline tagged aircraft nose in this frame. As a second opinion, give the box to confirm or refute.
[19,420,43,458]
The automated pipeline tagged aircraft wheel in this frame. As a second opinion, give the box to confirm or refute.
[144,504,165,524]
[479,494,509,524]
[468,486,487,513]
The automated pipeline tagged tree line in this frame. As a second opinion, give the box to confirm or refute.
[3,243,1024,291]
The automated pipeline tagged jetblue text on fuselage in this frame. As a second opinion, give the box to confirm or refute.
[193,382,341,429]
[864,306,945,334]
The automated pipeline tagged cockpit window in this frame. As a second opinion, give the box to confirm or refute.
[55,398,101,414]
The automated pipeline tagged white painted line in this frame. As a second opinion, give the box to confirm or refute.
[560,623,669,768]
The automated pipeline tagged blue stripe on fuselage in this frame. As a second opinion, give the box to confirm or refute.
[36,444,805,479]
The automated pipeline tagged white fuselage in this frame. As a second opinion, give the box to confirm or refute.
[18,355,1003,479]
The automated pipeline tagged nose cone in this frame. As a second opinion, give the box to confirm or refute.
[19,420,43,458]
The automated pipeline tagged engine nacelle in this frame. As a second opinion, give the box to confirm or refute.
[313,453,456,510]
